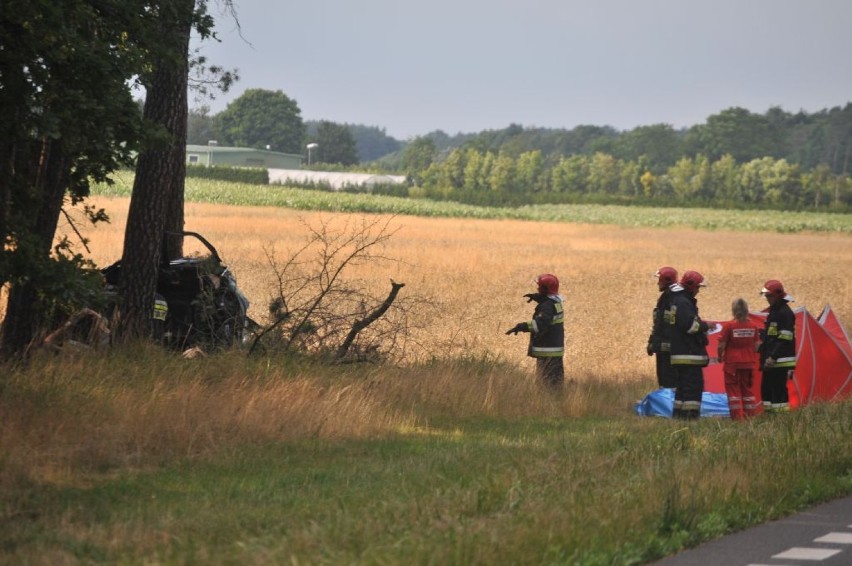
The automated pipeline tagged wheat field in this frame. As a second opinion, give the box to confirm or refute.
[3,198,852,564]
[56,196,852,383]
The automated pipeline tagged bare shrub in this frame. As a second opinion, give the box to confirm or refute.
[249,215,436,363]
[46,196,852,382]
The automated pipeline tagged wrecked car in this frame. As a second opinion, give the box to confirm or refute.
[101,231,251,349]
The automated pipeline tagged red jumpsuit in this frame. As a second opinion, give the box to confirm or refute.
[718,319,763,420]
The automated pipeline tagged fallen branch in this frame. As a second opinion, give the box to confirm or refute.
[247,312,289,357]
[61,208,92,254]
[335,280,405,361]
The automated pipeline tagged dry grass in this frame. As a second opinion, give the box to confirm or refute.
[0,348,641,488]
[4,197,852,481]
[60,196,852,378]
[3,200,852,563]
[0,350,407,486]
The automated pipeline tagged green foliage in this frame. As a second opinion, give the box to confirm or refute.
[185,164,268,184]
[197,103,852,183]
[186,105,219,145]
[614,123,683,171]
[408,144,852,211]
[35,246,108,323]
[0,0,157,353]
[699,107,776,161]
[0,0,148,194]
[401,136,438,177]
[214,88,306,154]
[307,121,402,163]
[404,105,852,179]
[3,233,107,325]
[488,152,516,193]
[198,103,851,189]
[310,120,359,166]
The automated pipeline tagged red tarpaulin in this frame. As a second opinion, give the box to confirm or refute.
[818,304,852,359]
[704,306,852,408]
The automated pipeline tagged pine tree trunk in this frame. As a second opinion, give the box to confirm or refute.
[115,1,193,341]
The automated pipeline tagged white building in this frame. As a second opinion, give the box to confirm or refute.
[268,169,407,191]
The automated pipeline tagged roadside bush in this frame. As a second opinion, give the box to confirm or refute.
[186,164,268,185]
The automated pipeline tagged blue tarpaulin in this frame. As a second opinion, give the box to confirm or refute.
[633,388,731,418]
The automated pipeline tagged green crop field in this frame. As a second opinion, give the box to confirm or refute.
[93,173,852,234]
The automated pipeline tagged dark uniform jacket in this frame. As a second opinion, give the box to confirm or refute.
[525,294,565,358]
[648,287,674,354]
[760,300,796,369]
[666,288,709,366]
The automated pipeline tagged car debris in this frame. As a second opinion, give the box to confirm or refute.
[101,231,252,350]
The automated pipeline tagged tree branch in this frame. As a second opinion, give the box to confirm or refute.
[335,280,404,361]
[247,311,289,356]
[60,208,92,254]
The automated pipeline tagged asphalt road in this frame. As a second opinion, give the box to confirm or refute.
[651,495,852,565]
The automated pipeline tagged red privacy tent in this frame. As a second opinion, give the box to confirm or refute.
[819,305,852,359]
[704,305,852,408]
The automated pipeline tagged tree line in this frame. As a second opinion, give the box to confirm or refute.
[193,90,852,180]
[381,106,851,210]
[396,142,851,210]
[190,88,851,208]
[437,105,852,178]
[187,89,402,165]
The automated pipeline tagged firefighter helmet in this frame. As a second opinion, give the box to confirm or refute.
[655,266,678,287]
[761,279,794,302]
[536,273,560,295]
[679,270,706,294]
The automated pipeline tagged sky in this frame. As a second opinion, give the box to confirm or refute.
[192,0,852,140]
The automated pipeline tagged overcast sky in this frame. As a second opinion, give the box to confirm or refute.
[193,0,852,140]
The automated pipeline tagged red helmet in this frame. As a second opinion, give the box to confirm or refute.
[679,270,706,294]
[536,273,559,295]
[761,279,794,301]
[655,266,678,287]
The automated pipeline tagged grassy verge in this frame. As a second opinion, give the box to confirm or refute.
[2,348,851,564]
[92,173,852,234]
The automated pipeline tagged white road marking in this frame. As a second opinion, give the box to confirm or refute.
[814,532,852,544]
[772,547,843,560]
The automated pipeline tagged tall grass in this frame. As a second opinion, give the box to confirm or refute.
[2,183,851,563]
[1,349,851,564]
[0,348,638,484]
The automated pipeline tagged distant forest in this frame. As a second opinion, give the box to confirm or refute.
[188,101,852,210]
[395,104,852,210]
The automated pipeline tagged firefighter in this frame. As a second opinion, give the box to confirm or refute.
[667,270,710,419]
[759,279,797,413]
[647,266,678,389]
[505,273,565,388]
[717,298,763,420]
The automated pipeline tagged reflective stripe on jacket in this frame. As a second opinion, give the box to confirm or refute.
[666,290,709,367]
[648,288,674,353]
[528,296,565,358]
[761,301,796,369]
